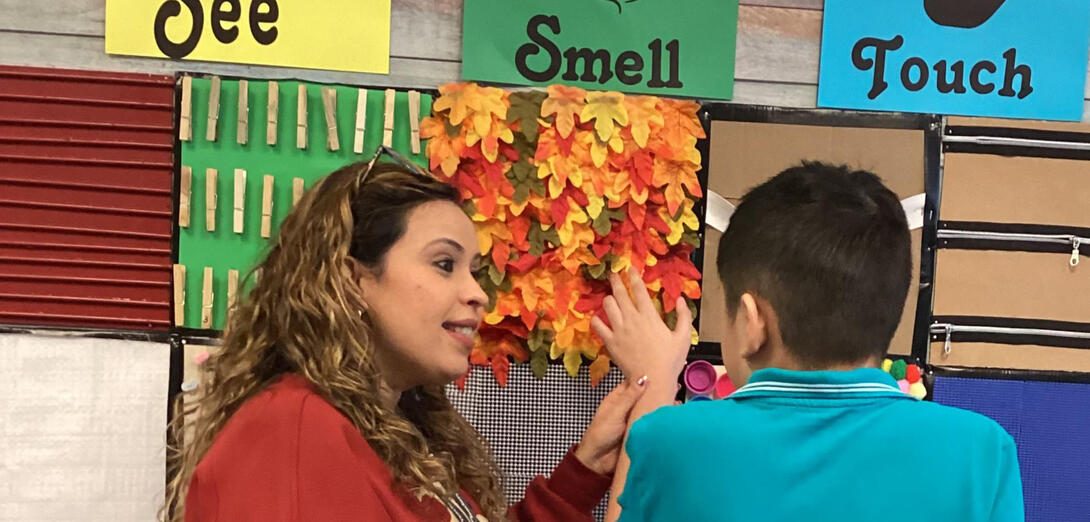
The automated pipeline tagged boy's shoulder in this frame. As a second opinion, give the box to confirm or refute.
[890,396,1015,445]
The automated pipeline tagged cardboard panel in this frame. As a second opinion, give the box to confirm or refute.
[941,154,1090,229]
[931,341,1090,373]
[935,249,1088,323]
[701,120,926,357]
[0,334,168,521]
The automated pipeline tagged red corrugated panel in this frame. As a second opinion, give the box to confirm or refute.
[0,65,174,331]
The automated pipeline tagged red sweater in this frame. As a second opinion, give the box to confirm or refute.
[185,374,611,521]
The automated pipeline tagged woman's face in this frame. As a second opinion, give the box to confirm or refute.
[356,200,487,389]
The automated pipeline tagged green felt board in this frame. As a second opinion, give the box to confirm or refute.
[179,77,432,330]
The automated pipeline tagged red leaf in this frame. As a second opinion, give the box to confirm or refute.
[508,216,532,251]
[627,201,646,230]
[550,196,570,226]
[591,241,611,258]
[508,252,539,273]
[455,368,469,390]
[491,354,510,387]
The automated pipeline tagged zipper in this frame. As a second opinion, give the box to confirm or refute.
[931,323,1090,357]
[937,229,1086,268]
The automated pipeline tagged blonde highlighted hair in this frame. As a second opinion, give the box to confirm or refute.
[162,162,507,521]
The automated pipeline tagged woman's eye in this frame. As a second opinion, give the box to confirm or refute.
[435,259,455,273]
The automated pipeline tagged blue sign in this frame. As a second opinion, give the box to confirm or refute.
[818,0,1090,121]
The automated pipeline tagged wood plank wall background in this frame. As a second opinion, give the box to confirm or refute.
[3,0,1088,120]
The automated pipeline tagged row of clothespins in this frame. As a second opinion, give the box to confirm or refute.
[177,167,304,238]
[171,265,258,328]
[178,75,422,154]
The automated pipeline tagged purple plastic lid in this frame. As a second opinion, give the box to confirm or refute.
[689,394,712,402]
[683,360,717,395]
[715,373,737,398]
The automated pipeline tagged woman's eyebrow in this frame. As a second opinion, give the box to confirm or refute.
[426,238,465,253]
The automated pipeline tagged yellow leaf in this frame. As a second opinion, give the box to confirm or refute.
[581,91,629,142]
[563,349,583,377]
[625,96,665,148]
[433,83,478,127]
[587,195,605,220]
[541,85,586,139]
[550,341,563,360]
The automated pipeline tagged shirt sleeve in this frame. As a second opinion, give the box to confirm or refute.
[509,446,613,521]
[988,435,1025,522]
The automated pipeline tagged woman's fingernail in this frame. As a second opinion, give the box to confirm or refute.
[636,375,648,387]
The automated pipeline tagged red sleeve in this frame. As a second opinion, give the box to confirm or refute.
[509,446,613,521]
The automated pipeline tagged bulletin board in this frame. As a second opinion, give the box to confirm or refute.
[694,104,942,362]
[175,74,432,331]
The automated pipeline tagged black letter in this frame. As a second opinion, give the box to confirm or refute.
[900,57,929,91]
[970,60,997,94]
[153,0,202,59]
[999,48,1033,99]
[562,48,613,83]
[933,60,967,94]
[648,38,666,87]
[851,35,904,99]
[664,39,683,88]
[211,0,241,44]
[249,0,278,45]
[615,51,644,85]
[515,15,562,82]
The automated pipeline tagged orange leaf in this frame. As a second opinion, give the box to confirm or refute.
[541,85,586,138]
[492,241,511,273]
[625,96,665,149]
[589,353,611,388]
[491,354,511,387]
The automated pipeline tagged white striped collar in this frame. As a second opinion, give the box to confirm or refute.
[728,368,915,400]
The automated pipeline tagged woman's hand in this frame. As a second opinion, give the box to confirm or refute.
[591,268,693,384]
[574,376,648,475]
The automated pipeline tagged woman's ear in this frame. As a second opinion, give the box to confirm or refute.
[344,257,373,306]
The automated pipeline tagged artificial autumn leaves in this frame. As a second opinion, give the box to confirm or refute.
[423,83,703,388]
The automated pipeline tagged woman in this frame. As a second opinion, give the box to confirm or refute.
[163,149,693,522]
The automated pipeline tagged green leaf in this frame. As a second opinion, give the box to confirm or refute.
[587,262,608,280]
[541,226,561,248]
[681,229,701,248]
[592,211,613,236]
[512,183,530,205]
[445,119,461,138]
[511,159,535,182]
[664,309,678,330]
[531,347,548,379]
[462,199,477,217]
[528,177,547,197]
[475,268,498,312]
[488,263,505,286]
[528,222,547,257]
[507,91,547,142]
[511,134,536,158]
[528,327,554,352]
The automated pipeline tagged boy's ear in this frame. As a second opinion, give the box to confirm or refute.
[739,293,767,359]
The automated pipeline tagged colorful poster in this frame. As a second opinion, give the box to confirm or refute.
[818,0,1090,121]
[461,0,738,100]
[105,0,391,74]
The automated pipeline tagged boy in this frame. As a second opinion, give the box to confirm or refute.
[593,162,1024,521]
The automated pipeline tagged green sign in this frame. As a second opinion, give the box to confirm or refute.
[462,0,738,99]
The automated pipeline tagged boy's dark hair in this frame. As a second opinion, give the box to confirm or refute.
[716,161,912,366]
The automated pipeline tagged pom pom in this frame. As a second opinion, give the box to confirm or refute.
[881,358,893,373]
[906,364,921,383]
[890,359,907,380]
[193,350,210,366]
[898,379,911,394]
[909,381,927,399]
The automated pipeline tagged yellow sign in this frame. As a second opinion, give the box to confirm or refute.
[105,0,390,74]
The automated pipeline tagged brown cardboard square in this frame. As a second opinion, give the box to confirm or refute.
[931,341,1090,372]
[934,249,1088,323]
[942,154,1090,229]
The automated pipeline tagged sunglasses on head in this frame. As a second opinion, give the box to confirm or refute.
[355,145,434,190]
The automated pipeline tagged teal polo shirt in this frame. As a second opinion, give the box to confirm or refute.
[618,368,1024,522]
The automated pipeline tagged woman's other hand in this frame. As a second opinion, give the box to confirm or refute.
[574,376,648,475]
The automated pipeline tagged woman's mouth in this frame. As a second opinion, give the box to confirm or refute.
[443,322,477,350]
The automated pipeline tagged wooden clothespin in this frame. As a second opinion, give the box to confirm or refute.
[408,90,421,155]
[292,177,304,206]
[267,81,279,146]
[205,168,218,232]
[353,89,368,154]
[237,79,249,145]
[261,175,274,238]
[297,84,308,149]
[201,266,213,329]
[179,166,192,228]
[227,269,239,310]
[206,76,221,142]
[382,89,395,147]
[322,87,340,151]
[173,264,186,326]
[233,169,247,235]
[179,76,193,141]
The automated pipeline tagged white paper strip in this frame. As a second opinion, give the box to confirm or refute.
[901,193,926,231]
[705,190,736,233]
[0,334,168,522]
